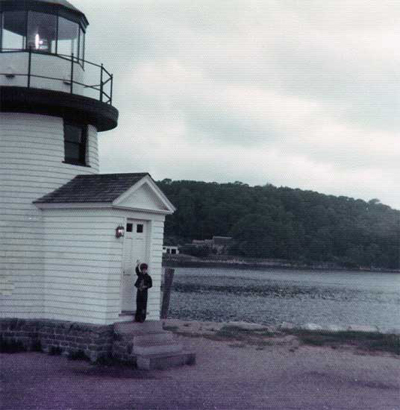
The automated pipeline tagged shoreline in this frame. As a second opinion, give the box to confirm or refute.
[163,255,400,274]
[163,318,400,336]
[162,319,400,357]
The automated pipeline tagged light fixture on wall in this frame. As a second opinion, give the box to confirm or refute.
[115,225,125,238]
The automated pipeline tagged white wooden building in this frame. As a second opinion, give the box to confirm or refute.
[0,0,175,325]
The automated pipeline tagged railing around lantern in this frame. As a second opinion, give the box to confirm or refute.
[0,48,113,105]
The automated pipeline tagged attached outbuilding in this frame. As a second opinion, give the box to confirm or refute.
[33,173,175,325]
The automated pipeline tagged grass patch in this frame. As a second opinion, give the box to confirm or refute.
[286,329,400,355]
[210,325,277,348]
[216,325,276,339]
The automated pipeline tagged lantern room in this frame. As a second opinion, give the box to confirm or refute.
[0,0,87,58]
[0,0,117,131]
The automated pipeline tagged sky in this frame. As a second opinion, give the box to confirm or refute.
[78,0,399,210]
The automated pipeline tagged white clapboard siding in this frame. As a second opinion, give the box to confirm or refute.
[0,113,98,320]
[42,210,124,324]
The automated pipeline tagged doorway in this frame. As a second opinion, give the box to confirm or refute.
[120,219,149,313]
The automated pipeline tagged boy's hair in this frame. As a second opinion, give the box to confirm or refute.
[140,263,148,271]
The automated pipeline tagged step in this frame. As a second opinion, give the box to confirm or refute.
[136,351,196,370]
[132,331,174,345]
[133,341,183,356]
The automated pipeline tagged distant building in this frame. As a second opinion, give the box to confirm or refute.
[163,246,179,255]
[191,236,232,255]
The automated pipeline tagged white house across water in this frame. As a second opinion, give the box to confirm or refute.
[0,0,194,368]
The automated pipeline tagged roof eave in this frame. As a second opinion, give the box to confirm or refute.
[34,202,174,215]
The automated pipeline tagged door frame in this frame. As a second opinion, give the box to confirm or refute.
[120,218,151,313]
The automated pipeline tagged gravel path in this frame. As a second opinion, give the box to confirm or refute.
[1,323,399,410]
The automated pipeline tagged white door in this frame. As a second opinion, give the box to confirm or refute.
[121,220,148,312]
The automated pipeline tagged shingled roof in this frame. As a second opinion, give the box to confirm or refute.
[34,173,150,204]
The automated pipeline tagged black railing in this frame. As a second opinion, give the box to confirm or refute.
[0,48,113,105]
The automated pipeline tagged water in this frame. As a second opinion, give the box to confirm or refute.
[168,267,400,329]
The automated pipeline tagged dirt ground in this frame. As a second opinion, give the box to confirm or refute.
[1,321,399,410]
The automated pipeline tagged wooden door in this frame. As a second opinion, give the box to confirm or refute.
[121,220,148,312]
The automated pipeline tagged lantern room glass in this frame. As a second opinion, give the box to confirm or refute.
[0,10,85,62]
[27,12,57,53]
[58,16,79,58]
[1,11,26,50]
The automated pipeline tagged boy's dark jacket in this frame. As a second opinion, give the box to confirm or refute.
[134,266,152,290]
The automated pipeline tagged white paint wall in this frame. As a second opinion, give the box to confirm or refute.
[0,113,167,325]
[0,53,85,95]
[0,113,98,320]
[40,208,165,325]
[41,209,122,325]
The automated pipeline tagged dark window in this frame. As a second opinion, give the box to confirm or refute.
[126,223,133,233]
[64,121,87,166]
[1,11,26,51]
[137,224,144,233]
[171,249,177,254]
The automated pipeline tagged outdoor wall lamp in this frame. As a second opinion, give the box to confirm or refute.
[115,225,125,238]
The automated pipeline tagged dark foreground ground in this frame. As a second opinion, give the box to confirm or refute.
[1,328,399,410]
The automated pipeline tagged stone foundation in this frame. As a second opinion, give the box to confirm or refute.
[0,318,125,363]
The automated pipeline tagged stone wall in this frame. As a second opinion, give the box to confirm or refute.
[0,319,114,362]
[111,331,136,364]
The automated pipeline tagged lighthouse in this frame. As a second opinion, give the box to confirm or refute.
[0,0,178,327]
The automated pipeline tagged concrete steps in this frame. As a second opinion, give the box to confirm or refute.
[133,332,175,345]
[137,351,196,370]
[114,320,195,370]
[133,340,183,355]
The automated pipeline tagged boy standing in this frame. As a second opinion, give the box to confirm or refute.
[134,263,152,322]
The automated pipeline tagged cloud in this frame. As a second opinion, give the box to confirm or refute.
[79,0,399,209]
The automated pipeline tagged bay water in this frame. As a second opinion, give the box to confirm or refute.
[168,267,400,330]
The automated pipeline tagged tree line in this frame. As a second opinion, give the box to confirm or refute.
[158,179,400,270]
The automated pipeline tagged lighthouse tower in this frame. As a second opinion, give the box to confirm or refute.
[0,1,175,327]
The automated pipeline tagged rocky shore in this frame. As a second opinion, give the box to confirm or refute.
[163,254,400,273]
[162,319,400,357]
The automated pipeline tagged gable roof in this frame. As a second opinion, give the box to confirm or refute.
[34,173,149,204]
[34,173,176,214]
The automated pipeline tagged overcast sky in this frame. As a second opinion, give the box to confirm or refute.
[78,0,399,210]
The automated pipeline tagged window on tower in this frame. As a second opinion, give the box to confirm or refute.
[1,11,27,51]
[58,17,79,58]
[64,121,88,166]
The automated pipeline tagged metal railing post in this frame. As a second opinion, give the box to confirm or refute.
[100,64,104,102]
[110,74,113,104]
[27,47,32,88]
[70,53,74,94]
